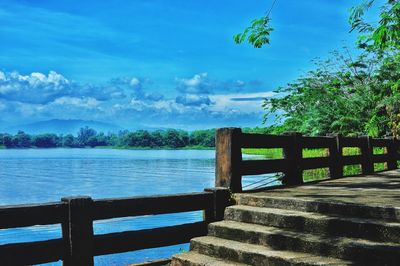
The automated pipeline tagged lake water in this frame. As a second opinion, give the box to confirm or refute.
[0,149,216,265]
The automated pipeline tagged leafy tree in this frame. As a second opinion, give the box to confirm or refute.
[234,16,273,48]
[2,134,13,148]
[264,51,389,136]
[12,131,31,148]
[150,131,166,147]
[349,0,400,137]
[164,129,188,148]
[350,0,400,52]
[189,129,215,147]
[62,134,77,147]
[235,0,400,138]
[33,134,59,148]
[77,126,97,147]
[234,0,277,48]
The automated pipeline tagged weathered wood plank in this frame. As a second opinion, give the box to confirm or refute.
[283,132,303,185]
[342,155,364,165]
[328,134,342,178]
[301,157,331,170]
[204,187,231,222]
[93,192,213,220]
[0,202,66,229]
[341,137,365,147]
[372,153,390,163]
[94,222,207,256]
[215,128,243,192]
[62,196,94,266]
[0,238,64,265]
[240,159,287,175]
[301,136,335,149]
[369,138,392,147]
[240,133,292,148]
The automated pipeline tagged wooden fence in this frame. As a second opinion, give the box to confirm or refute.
[0,188,230,265]
[2,127,400,265]
[216,128,400,192]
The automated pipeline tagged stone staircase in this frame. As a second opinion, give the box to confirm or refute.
[171,192,400,266]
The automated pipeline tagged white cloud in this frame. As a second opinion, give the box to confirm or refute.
[0,70,273,128]
[0,71,72,103]
[176,73,211,94]
[209,92,276,113]
[181,73,207,87]
[130,77,140,87]
[0,71,6,81]
[53,96,100,108]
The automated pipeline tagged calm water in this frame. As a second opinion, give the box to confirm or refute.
[0,149,216,265]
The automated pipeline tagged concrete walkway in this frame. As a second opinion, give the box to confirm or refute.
[246,169,400,208]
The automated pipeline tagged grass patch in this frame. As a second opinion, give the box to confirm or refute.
[374,162,386,172]
[343,164,362,176]
[242,148,283,159]
[302,148,328,158]
[342,147,361,156]
[373,147,385,155]
[243,146,368,181]
[303,168,329,182]
[243,147,361,158]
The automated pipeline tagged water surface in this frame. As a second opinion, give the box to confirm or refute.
[0,149,215,265]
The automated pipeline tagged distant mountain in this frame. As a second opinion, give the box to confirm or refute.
[4,119,123,135]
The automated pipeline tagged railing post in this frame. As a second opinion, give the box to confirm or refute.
[329,134,343,179]
[282,132,303,186]
[386,137,397,170]
[204,187,231,223]
[62,196,94,266]
[215,128,243,192]
[395,139,400,168]
[361,136,374,175]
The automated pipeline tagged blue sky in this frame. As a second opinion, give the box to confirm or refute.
[0,0,372,130]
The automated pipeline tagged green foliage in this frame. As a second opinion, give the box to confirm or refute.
[63,134,78,147]
[77,126,97,146]
[263,50,390,137]
[350,0,400,52]
[0,127,218,149]
[189,129,215,147]
[235,1,400,138]
[234,16,273,48]
[262,0,400,138]
[33,134,60,148]
[12,131,31,148]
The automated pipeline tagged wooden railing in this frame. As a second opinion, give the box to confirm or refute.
[0,188,230,265]
[215,128,400,192]
[2,127,400,265]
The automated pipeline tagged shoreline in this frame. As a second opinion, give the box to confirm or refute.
[0,145,215,151]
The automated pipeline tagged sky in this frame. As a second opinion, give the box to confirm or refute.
[0,0,368,130]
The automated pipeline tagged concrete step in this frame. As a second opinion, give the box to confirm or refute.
[235,194,400,222]
[171,251,250,266]
[224,205,400,242]
[190,236,352,266]
[209,220,400,264]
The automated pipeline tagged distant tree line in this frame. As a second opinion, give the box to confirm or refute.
[0,127,217,149]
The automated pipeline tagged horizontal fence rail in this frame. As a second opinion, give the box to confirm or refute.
[0,188,231,265]
[216,128,400,192]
